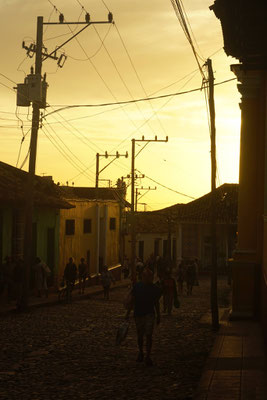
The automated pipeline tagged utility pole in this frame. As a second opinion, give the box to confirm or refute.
[135,186,156,212]
[95,151,128,188]
[18,12,114,310]
[21,16,44,310]
[130,136,168,281]
[206,58,219,330]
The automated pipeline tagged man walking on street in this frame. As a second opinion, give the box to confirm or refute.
[129,267,161,366]
[78,257,88,295]
[64,257,77,303]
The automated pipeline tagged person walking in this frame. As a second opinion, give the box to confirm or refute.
[136,258,144,281]
[162,270,177,315]
[177,260,186,295]
[63,257,77,303]
[128,267,161,367]
[101,265,115,300]
[185,260,196,296]
[33,257,50,298]
[78,258,88,295]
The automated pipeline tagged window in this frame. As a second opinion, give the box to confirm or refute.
[65,219,75,235]
[83,219,92,234]
[110,217,116,230]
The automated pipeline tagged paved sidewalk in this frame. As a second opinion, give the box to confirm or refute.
[195,317,267,399]
[0,278,131,315]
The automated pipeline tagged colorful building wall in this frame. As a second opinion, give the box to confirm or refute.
[33,207,60,283]
[0,206,60,285]
[59,200,121,281]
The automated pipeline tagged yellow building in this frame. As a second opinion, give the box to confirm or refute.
[58,187,126,281]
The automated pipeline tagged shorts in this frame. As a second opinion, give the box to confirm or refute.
[135,314,155,336]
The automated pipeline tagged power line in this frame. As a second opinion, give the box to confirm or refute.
[113,22,168,136]
[0,72,17,85]
[170,0,205,79]
[42,117,96,177]
[0,81,16,92]
[91,24,158,136]
[62,8,151,138]
[45,77,236,116]
[43,105,104,154]
[136,168,195,200]
[67,24,112,61]
[41,124,94,182]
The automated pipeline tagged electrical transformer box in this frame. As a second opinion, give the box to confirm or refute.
[16,73,48,107]
[16,83,30,107]
[25,73,42,102]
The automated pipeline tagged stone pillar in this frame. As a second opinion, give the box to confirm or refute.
[230,66,266,318]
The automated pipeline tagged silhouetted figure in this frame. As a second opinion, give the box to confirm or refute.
[177,260,186,295]
[162,270,177,315]
[101,265,115,300]
[64,257,77,303]
[33,257,50,298]
[186,260,196,296]
[136,258,144,281]
[130,267,161,367]
[78,257,88,294]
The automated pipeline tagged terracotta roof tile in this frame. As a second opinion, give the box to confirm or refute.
[0,162,73,209]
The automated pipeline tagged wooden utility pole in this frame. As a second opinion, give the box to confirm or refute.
[95,151,128,188]
[207,58,219,330]
[131,139,136,281]
[20,16,43,310]
[135,186,156,212]
[130,136,168,281]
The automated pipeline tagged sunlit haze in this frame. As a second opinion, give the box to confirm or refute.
[0,0,241,210]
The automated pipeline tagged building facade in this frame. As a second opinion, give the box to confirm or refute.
[0,162,72,286]
[58,186,127,281]
[124,183,237,272]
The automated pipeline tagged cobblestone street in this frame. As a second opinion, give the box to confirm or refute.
[0,277,230,400]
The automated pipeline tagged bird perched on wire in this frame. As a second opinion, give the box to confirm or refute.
[59,13,64,23]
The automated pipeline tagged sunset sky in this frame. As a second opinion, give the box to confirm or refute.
[0,0,241,210]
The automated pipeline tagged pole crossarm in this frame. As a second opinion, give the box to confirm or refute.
[23,17,114,64]
[135,135,168,143]
[95,151,128,188]
[43,21,112,25]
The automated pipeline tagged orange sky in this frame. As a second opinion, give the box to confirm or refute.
[0,0,241,210]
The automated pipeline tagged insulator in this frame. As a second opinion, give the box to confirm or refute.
[27,44,35,58]
[108,12,113,23]
[155,135,157,141]
[105,151,108,158]
[57,54,67,68]
[85,13,90,23]
[116,151,119,158]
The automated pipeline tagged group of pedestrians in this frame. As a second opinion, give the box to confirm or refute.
[63,257,89,303]
[0,255,51,307]
[124,256,200,367]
